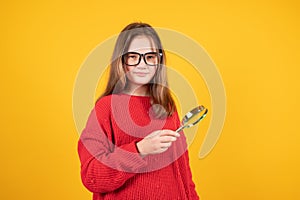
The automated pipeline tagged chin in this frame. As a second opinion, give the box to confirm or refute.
[130,79,152,86]
[127,75,154,86]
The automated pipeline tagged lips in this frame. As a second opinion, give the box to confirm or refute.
[133,72,149,77]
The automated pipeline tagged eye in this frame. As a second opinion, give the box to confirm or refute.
[146,53,157,60]
[127,54,139,60]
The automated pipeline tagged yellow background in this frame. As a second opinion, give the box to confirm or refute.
[1,0,299,199]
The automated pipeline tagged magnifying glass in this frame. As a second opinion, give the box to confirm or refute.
[176,105,208,133]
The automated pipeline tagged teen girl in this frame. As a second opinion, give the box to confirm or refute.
[78,22,199,200]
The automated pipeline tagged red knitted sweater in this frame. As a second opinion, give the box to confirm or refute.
[78,94,199,200]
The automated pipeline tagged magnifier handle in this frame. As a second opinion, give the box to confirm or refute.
[176,126,185,133]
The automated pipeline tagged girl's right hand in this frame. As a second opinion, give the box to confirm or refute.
[136,130,180,157]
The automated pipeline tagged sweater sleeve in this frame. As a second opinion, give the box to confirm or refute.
[78,107,148,193]
[184,150,200,200]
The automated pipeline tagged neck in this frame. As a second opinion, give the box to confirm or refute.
[124,84,149,96]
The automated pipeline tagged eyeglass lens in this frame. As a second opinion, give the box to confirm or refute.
[123,52,159,66]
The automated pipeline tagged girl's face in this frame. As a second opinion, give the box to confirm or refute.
[124,36,158,91]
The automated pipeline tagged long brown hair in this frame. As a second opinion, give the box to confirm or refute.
[97,22,175,118]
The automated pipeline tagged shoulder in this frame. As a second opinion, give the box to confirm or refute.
[94,95,114,119]
[169,107,181,126]
[170,106,179,119]
[95,94,129,109]
[95,94,129,116]
[95,95,112,109]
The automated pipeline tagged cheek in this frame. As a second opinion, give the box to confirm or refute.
[150,67,158,77]
[125,66,133,72]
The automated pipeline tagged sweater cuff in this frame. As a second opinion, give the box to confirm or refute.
[115,141,148,172]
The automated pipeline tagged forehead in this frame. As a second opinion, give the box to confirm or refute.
[127,36,156,52]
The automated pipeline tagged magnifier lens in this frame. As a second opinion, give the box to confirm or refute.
[176,106,208,133]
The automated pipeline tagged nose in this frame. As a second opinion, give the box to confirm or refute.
[136,55,147,68]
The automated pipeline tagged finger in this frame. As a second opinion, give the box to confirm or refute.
[145,130,161,138]
[160,136,177,143]
[160,130,180,137]
[160,142,172,148]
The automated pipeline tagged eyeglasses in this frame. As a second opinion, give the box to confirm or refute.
[122,52,162,66]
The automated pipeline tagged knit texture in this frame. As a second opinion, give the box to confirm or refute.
[78,94,199,200]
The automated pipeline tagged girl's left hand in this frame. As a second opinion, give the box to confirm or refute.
[136,129,180,157]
